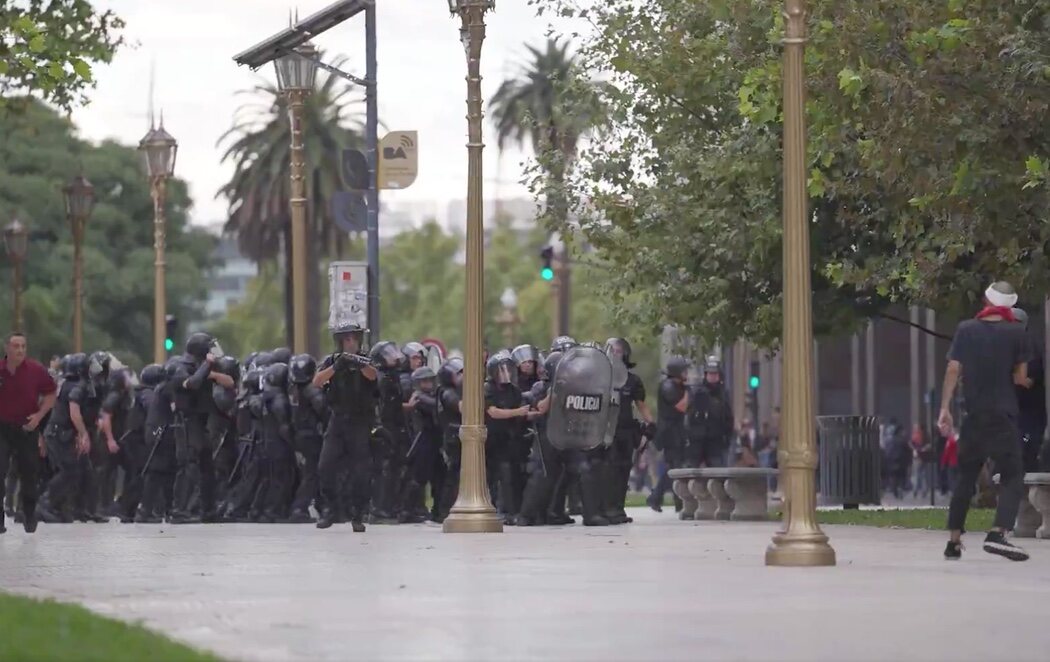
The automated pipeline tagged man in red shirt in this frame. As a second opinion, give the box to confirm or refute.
[0,332,57,533]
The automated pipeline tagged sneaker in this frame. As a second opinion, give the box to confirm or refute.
[350,520,366,533]
[316,511,335,530]
[983,531,1029,562]
[944,541,963,560]
[646,493,663,513]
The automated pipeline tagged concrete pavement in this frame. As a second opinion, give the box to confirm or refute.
[2,508,1048,661]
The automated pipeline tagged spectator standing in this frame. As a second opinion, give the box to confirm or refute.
[0,332,58,534]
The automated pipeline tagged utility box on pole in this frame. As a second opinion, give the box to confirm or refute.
[328,260,369,337]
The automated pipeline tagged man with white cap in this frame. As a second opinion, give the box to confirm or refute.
[938,281,1031,561]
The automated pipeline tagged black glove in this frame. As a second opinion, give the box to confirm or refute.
[334,353,354,372]
[641,421,657,440]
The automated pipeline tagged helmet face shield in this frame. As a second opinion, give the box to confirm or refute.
[375,343,401,368]
[88,356,104,379]
[495,363,515,385]
[210,341,225,360]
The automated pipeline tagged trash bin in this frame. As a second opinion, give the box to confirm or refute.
[817,415,881,509]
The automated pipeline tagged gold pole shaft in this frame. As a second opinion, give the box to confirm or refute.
[766,0,835,567]
[73,218,83,353]
[13,259,23,331]
[288,90,309,355]
[444,0,502,534]
[152,178,167,365]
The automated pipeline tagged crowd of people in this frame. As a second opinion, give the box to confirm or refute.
[0,326,664,534]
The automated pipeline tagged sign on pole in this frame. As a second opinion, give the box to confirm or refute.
[328,261,370,333]
[377,130,418,190]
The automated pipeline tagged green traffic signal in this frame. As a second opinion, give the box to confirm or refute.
[164,338,174,352]
[749,375,760,389]
[541,266,554,281]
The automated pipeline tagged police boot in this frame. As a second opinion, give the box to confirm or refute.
[580,472,610,527]
[603,462,631,525]
[316,508,336,529]
[546,471,574,525]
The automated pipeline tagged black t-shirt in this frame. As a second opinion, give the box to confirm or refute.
[485,381,523,442]
[438,386,462,439]
[657,377,686,426]
[948,319,1032,416]
[145,384,175,431]
[50,379,89,431]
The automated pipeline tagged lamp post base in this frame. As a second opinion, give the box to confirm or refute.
[442,510,504,533]
[443,424,503,533]
[765,533,837,567]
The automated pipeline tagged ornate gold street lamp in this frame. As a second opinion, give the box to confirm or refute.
[64,174,95,353]
[766,0,836,567]
[495,287,520,348]
[3,218,29,331]
[138,118,178,364]
[274,41,319,355]
[443,0,502,534]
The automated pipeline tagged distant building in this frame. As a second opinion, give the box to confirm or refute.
[203,225,257,318]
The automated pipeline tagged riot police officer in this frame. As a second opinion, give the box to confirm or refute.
[648,357,690,512]
[169,332,233,524]
[288,354,327,523]
[602,338,655,525]
[402,342,428,372]
[98,361,134,518]
[512,344,541,394]
[435,357,464,522]
[516,351,565,526]
[370,340,409,523]
[686,356,734,468]
[223,358,267,521]
[314,322,378,532]
[484,350,530,524]
[258,362,295,522]
[113,363,165,522]
[136,358,180,523]
[209,356,240,514]
[36,354,93,523]
[71,351,107,522]
[405,366,444,522]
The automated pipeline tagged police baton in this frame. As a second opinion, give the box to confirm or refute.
[212,429,231,461]
[228,438,252,486]
[404,431,423,461]
[140,424,167,478]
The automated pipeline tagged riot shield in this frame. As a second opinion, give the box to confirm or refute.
[547,345,614,452]
[603,352,631,447]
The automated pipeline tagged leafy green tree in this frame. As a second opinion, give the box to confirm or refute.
[0,98,213,366]
[529,0,1050,348]
[0,0,124,113]
[218,58,363,354]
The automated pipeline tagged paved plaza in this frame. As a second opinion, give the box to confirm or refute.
[2,508,1048,661]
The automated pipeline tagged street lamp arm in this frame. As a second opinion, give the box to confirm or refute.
[288,48,372,88]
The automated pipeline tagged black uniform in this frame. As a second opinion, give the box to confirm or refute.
[650,376,688,509]
[373,367,410,520]
[289,381,328,519]
[138,380,176,522]
[209,382,238,512]
[74,375,104,520]
[484,380,526,519]
[435,384,462,521]
[259,366,295,520]
[39,378,90,519]
[604,372,647,522]
[686,381,733,468]
[224,375,264,521]
[407,385,444,522]
[170,356,218,522]
[517,379,564,525]
[317,353,378,526]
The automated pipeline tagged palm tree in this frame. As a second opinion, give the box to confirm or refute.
[218,57,362,353]
[489,38,606,220]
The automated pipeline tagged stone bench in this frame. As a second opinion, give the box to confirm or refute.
[667,467,777,522]
[1015,473,1050,539]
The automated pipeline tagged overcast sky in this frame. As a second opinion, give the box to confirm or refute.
[74,1,577,226]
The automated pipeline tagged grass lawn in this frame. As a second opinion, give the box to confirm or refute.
[0,593,222,662]
[626,493,995,531]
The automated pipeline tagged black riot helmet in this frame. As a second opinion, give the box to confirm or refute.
[163,357,182,384]
[186,332,218,361]
[543,351,564,382]
[703,355,723,375]
[402,342,427,368]
[244,367,262,394]
[63,353,89,379]
[604,337,634,368]
[438,357,465,388]
[89,351,112,378]
[252,351,275,370]
[511,344,540,371]
[486,350,517,385]
[550,335,578,353]
[331,321,367,354]
[370,340,402,369]
[411,366,437,393]
[264,362,290,389]
[216,356,240,379]
[289,354,317,384]
[243,351,259,370]
[271,347,293,366]
[139,363,166,388]
[665,356,690,380]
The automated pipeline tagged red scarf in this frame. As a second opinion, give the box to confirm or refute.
[975,306,1015,322]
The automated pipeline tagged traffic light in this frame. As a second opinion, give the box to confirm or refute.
[165,314,177,353]
[539,246,554,281]
[749,375,760,389]
[747,360,760,423]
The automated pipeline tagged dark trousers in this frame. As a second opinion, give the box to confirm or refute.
[291,433,323,513]
[947,412,1025,532]
[172,414,215,517]
[0,422,41,520]
[604,429,640,518]
[263,437,296,518]
[318,415,372,521]
[437,437,461,520]
[651,438,685,508]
